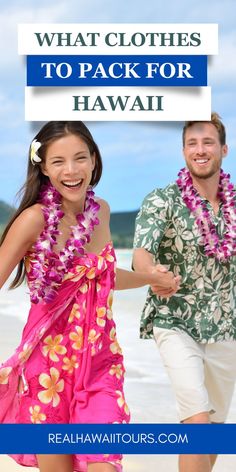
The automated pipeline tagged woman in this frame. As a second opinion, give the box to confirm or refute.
[0,121,178,472]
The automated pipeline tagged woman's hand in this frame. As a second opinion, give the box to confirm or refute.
[149,264,181,297]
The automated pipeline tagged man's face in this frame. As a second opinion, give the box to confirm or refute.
[183,122,228,179]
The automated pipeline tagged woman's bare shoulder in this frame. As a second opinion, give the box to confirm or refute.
[11,204,45,242]
[96,198,110,217]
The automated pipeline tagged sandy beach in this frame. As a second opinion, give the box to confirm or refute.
[1,251,236,471]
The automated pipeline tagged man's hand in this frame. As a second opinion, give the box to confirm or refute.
[150,264,181,298]
[132,249,181,298]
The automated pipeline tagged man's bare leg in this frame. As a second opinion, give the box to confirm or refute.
[210,421,222,468]
[179,412,213,472]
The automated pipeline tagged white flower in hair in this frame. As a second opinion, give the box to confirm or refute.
[30,139,42,164]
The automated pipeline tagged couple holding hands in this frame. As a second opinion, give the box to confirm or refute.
[0,113,235,472]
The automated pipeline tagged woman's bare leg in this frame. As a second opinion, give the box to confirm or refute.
[88,462,117,471]
[36,454,73,472]
[37,455,117,472]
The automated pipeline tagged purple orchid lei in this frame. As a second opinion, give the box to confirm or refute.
[176,167,236,262]
[29,182,100,304]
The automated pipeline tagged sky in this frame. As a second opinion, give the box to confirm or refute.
[0,0,235,212]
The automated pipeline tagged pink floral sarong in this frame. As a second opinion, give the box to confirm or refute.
[0,242,130,471]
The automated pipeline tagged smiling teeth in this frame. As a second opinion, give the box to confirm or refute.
[62,180,82,187]
[195,159,208,163]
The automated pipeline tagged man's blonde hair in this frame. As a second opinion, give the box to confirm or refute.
[182,112,226,146]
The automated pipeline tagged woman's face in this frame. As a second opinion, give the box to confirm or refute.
[42,133,95,209]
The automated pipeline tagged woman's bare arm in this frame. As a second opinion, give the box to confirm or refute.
[0,206,44,288]
[115,267,179,291]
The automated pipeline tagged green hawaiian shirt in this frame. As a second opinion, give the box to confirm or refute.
[134,183,236,343]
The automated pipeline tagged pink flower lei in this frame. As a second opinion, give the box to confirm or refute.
[29,182,100,304]
[176,168,236,262]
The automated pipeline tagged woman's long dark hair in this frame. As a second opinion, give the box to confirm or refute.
[0,121,103,289]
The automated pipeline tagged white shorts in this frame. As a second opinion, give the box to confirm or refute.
[153,327,236,422]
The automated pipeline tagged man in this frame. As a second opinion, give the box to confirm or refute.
[133,113,236,472]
